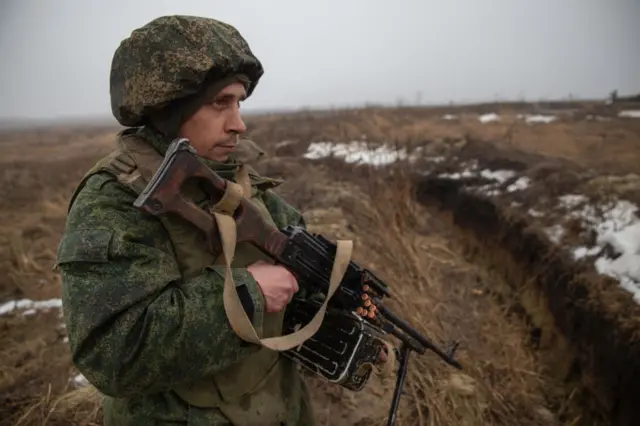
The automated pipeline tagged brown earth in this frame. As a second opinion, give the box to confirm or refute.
[1,101,640,426]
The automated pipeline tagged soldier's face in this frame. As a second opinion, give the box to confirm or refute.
[178,82,248,162]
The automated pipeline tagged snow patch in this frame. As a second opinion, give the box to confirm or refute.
[478,113,500,123]
[524,114,557,124]
[0,298,63,316]
[527,192,640,302]
[619,110,640,119]
[545,224,565,244]
[558,194,588,209]
[438,166,519,187]
[438,170,475,180]
[477,185,501,197]
[480,169,516,183]
[565,199,640,302]
[528,209,545,218]
[304,141,421,166]
[507,177,531,192]
[572,245,602,260]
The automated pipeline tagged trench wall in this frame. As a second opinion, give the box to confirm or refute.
[416,177,640,426]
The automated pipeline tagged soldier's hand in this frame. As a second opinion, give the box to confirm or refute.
[247,261,299,313]
[377,347,388,364]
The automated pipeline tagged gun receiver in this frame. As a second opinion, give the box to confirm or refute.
[134,138,462,426]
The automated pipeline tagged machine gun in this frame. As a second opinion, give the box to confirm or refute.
[133,138,463,426]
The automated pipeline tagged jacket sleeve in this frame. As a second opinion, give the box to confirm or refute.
[56,172,265,398]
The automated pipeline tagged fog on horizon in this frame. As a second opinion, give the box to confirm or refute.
[0,0,638,123]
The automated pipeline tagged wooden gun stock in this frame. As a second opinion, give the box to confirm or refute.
[133,138,288,258]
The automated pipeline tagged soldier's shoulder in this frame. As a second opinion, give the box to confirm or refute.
[260,188,304,229]
[56,171,133,268]
[71,169,137,210]
[63,168,141,235]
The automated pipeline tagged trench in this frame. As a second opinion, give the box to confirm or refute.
[414,176,640,426]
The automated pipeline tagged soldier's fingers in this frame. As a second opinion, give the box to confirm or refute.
[268,300,284,313]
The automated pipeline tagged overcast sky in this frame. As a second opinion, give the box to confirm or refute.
[0,0,638,122]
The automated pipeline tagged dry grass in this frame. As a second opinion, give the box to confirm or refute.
[247,104,640,175]
[1,102,639,425]
[294,160,571,426]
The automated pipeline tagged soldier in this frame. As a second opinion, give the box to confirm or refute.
[55,15,315,426]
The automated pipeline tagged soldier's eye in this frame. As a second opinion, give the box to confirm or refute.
[212,94,242,110]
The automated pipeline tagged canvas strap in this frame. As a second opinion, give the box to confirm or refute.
[209,165,350,351]
[210,165,397,375]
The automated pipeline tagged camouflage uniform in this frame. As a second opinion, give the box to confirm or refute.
[55,16,315,426]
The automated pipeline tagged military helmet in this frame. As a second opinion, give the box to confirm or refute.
[109,15,263,127]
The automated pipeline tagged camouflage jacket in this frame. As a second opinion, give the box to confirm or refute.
[55,129,314,425]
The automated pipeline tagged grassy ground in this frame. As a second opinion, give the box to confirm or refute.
[1,100,639,425]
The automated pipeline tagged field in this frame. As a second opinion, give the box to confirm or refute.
[1,100,640,426]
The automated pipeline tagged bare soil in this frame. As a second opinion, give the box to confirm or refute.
[1,101,639,426]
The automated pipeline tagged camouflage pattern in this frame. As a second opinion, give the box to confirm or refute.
[233,138,266,164]
[56,128,314,425]
[56,13,317,425]
[110,15,264,127]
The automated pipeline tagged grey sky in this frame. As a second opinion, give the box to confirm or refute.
[1,0,638,121]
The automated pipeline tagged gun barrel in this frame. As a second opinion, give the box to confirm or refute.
[374,298,462,369]
[362,270,392,298]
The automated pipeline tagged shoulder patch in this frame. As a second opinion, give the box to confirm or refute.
[56,229,113,266]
